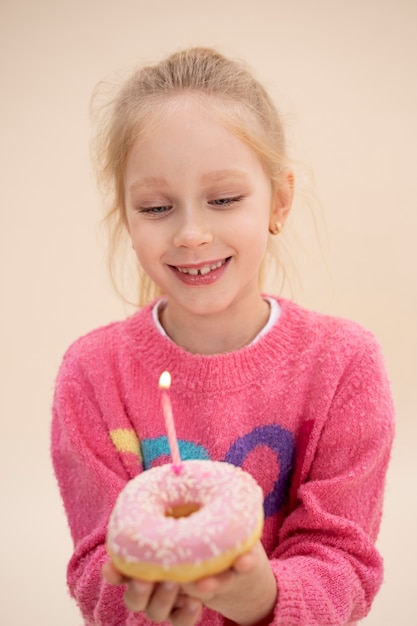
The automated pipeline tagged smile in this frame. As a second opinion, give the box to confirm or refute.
[175,259,227,276]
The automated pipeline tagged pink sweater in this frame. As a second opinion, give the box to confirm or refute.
[51,297,394,626]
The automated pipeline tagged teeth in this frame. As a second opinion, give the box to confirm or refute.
[177,260,224,276]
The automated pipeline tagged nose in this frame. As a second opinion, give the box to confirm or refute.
[172,208,213,248]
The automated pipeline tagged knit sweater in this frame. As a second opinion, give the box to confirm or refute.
[51,297,394,626]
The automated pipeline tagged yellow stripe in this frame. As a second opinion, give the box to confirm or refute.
[110,429,141,459]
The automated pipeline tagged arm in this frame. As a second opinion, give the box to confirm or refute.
[268,334,395,625]
[52,356,152,625]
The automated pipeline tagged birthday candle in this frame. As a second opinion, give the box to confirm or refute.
[158,371,182,471]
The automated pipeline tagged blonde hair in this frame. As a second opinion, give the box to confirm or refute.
[92,47,291,306]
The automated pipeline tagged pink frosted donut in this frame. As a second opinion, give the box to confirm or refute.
[107,459,264,582]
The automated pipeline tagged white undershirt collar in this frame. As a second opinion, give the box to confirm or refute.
[152,297,281,347]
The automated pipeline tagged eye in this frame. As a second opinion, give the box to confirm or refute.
[136,205,172,216]
[209,196,243,208]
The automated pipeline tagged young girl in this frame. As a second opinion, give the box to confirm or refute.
[51,48,395,626]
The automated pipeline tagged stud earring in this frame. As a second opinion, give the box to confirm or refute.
[269,222,282,235]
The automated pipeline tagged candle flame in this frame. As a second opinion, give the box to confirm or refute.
[159,370,171,389]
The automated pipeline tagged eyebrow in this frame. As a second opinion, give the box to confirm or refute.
[128,170,249,193]
[128,176,167,192]
[201,169,249,183]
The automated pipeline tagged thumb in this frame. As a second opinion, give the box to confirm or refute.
[232,543,260,574]
[102,561,129,585]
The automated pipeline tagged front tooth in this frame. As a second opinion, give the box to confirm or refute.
[177,260,224,275]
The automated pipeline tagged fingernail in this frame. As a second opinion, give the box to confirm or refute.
[186,599,200,613]
[162,581,176,592]
[133,580,149,594]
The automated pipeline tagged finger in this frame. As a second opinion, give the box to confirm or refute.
[145,581,180,622]
[233,542,263,573]
[183,544,262,599]
[124,579,154,613]
[102,561,129,585]
[184,569,234,598]
[232,549,258,573]
[170,597,203,626]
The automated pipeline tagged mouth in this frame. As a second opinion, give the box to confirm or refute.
[173,258,230,276]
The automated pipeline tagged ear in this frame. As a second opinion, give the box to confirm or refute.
[269,168,294,231]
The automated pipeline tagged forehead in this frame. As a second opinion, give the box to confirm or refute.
[132,92,262,147]
[125,102,267,187]
[120,93,279,200]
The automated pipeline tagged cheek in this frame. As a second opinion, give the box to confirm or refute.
[129,219,155,247]
[133,243,163,288]
[130,227,153,264]
[236,210,270,249]
[132,235,154,262]
[130,227,169,285]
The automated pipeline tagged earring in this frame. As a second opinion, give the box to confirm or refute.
[269,222,282,235]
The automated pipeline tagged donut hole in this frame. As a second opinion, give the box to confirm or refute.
[165,503,201,519]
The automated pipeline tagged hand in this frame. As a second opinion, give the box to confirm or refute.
[102,561,203,625]
[181,541,277,626]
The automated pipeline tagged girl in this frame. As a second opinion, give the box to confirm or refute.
[51,48,395,626]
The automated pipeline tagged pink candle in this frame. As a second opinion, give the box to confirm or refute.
[159,371,182,471]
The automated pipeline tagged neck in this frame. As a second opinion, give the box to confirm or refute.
[159,297,270,355]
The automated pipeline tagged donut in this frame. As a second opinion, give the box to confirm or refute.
[106,459,264,582]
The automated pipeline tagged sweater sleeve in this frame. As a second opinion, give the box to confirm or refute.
[268,332,395,626]
[51,351,165,626]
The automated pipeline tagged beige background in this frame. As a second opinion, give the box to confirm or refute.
[1,1,416,624]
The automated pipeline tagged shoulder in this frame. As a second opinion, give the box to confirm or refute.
[277,297,381,357]
[56,306,152,383]
[270,297,392,395]
[275,298,395,432]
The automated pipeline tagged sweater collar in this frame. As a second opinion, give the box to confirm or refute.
[121,297,310,394]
